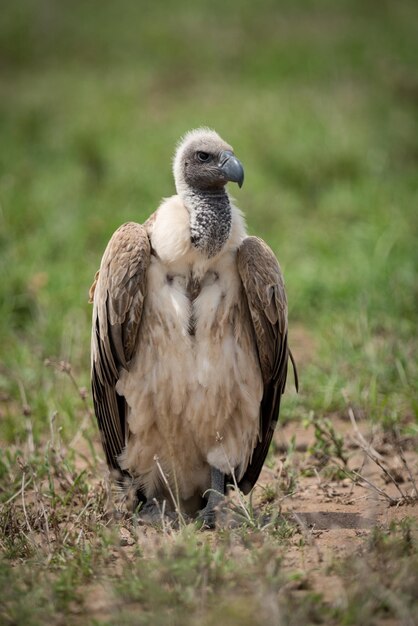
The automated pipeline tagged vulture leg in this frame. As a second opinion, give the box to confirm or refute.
[198,467,225,528]
[133,488,147,512]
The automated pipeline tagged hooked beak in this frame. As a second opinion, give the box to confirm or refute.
[218,150,244,188]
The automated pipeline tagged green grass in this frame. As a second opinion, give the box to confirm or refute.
[0,0,417,624]
[335,520,418,625]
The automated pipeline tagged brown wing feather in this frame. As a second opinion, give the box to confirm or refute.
[90,222,151,475]
[236,236,297,494]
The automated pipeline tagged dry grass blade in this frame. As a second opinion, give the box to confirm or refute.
[348,407,409,502]
[350,469,397,505]
[220,444,254,524]
[4,476,33,505]
[20,472,32,535]
[348,407,385,462]
[154,455,187,527]
[391,428,418,498]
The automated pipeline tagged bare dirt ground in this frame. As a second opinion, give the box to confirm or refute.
[250,325,417,605]
[277,422,416,598]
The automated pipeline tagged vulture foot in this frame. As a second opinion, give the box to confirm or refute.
[197,505,218,529]
[136,500,181,526]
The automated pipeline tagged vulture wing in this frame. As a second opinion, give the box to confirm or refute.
[90,222,151,477]
[236,236,297,494]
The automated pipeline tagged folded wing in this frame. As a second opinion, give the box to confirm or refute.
[90,222,151,474]
[237,236,297,494]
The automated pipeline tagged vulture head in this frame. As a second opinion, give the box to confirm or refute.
[173,128,244,196]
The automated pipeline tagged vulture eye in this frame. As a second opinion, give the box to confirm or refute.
[197,151,211,162]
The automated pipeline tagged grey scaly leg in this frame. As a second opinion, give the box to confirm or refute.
[198,467,225,528]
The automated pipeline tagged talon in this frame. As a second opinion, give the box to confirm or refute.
[135,501,177,526]
[197,506,217,529]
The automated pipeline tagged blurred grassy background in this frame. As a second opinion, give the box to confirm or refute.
[1,2,418,624]
[0,0,417,445]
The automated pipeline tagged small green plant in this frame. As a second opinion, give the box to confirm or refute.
[303,411,349,471]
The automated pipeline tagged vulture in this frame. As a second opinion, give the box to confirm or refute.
[90,128,297,527]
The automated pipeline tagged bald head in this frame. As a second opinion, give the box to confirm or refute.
[173,128,244,196]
